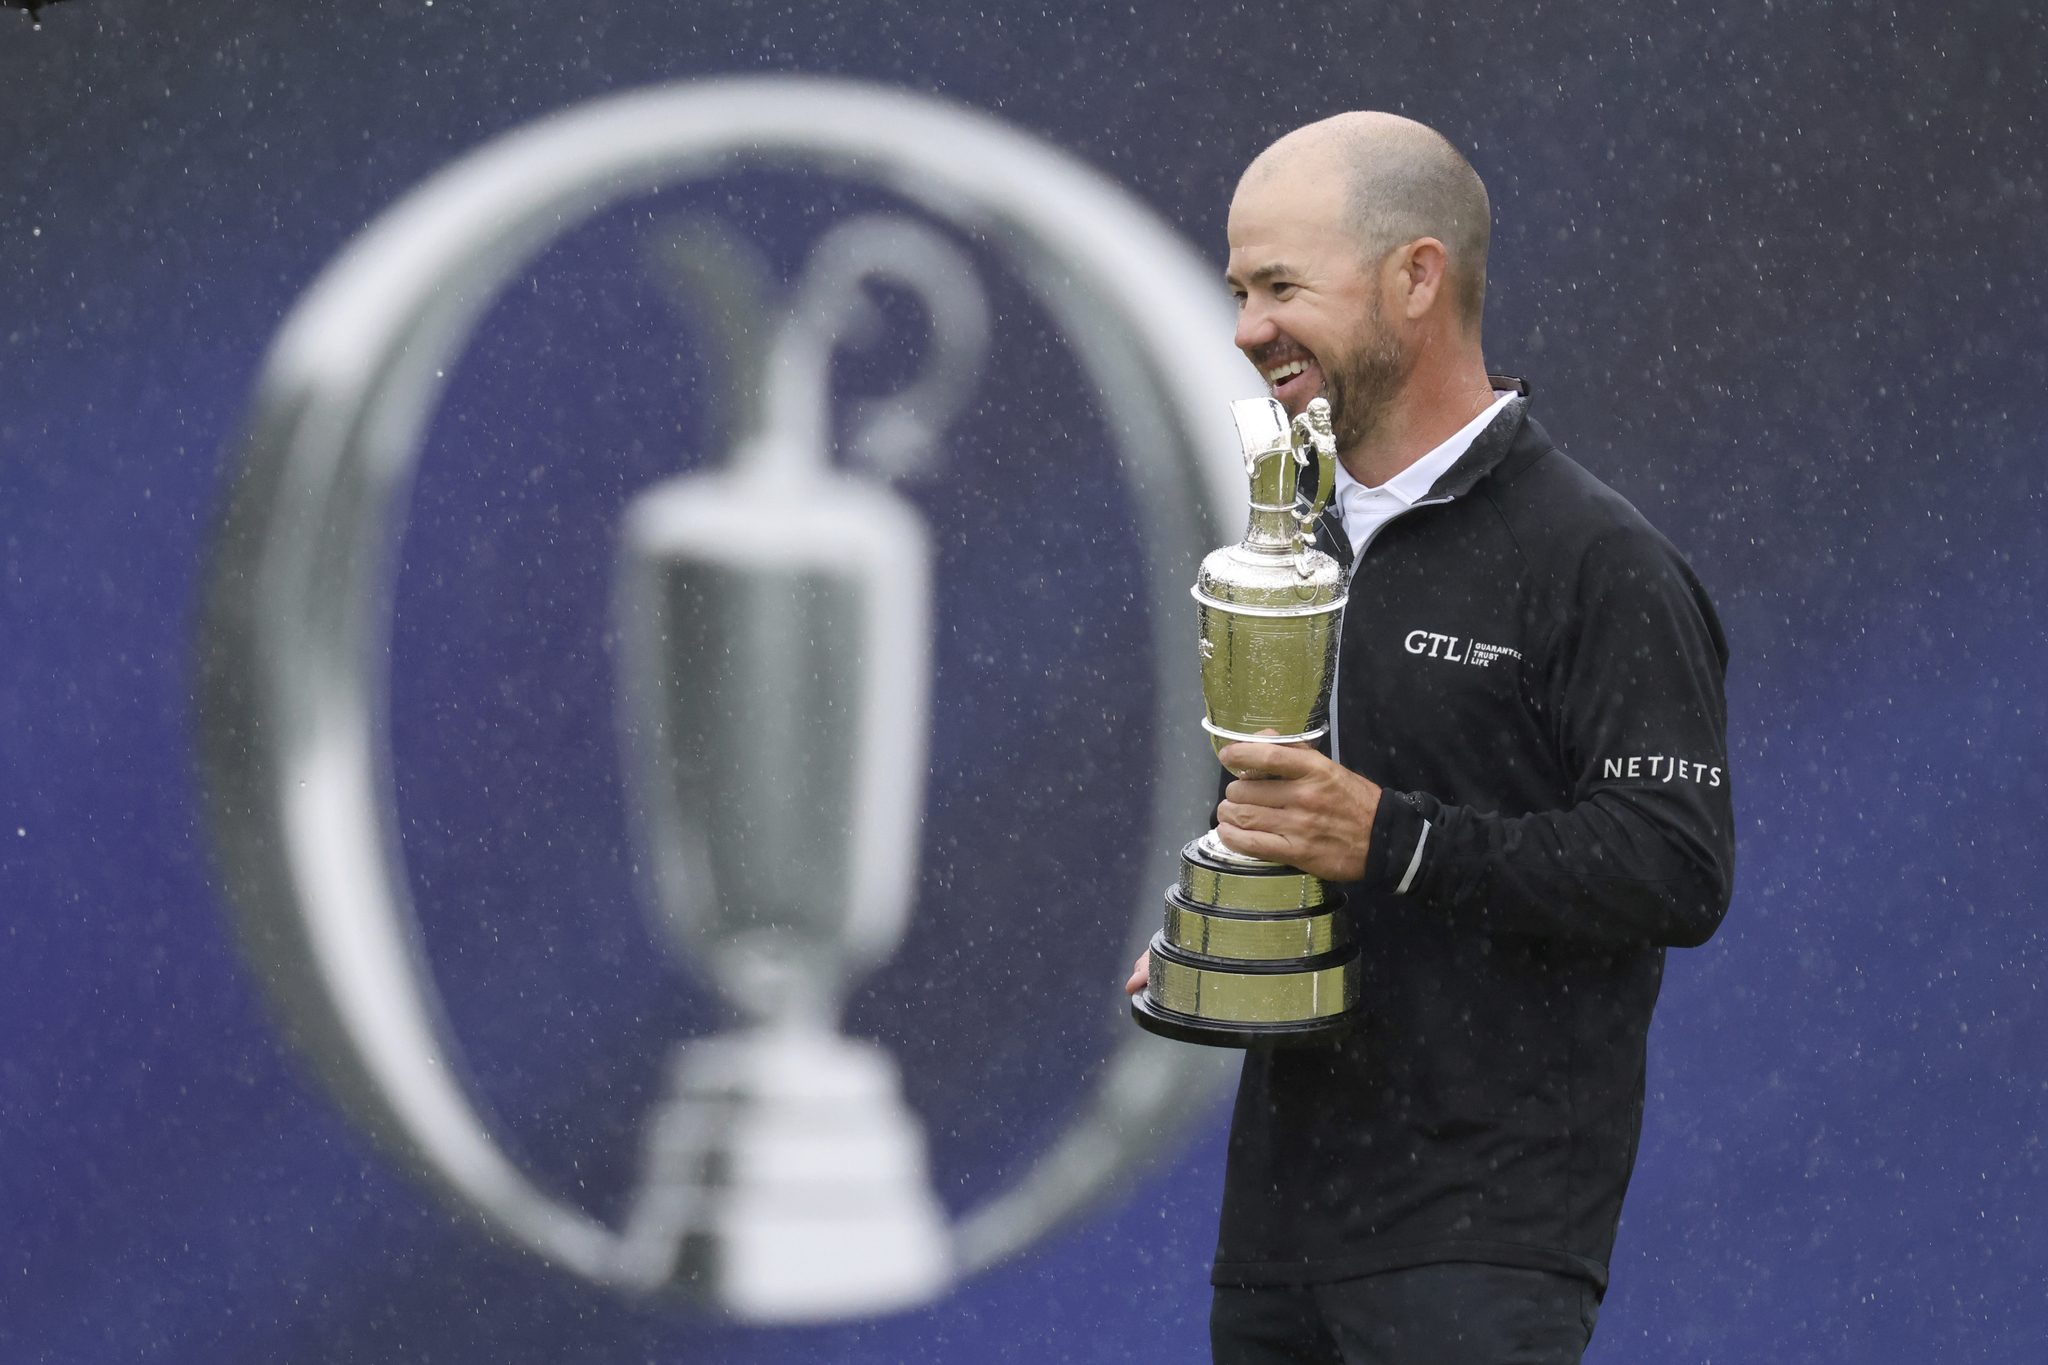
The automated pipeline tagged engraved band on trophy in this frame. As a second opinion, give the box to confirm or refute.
[1131,395,1363,1047]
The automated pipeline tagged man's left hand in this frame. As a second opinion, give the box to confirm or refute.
[1215,741,1382,883]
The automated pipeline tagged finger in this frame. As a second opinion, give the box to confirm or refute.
[1224,775,1312,808]
[1249,727,1310,748]
[1219,797,1306,834]
[1217,798,1265,830]
[1214,820,1292,863]
[1219,802,1306,847]
[1125,950,1151,995]
[1217,740,1327,781]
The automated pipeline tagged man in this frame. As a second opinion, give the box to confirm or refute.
[1126,113,1734,1363]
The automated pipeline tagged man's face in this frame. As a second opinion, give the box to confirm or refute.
[1225,165,1407,452]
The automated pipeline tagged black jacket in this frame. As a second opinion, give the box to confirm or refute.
[1213,392,1734,1290]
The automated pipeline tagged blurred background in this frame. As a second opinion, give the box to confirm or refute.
[3,2,2044,1361]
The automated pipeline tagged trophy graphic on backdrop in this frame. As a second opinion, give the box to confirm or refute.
[1131,396,1363,1047]
[198,78,1286,1321]
[608,214,988,1320]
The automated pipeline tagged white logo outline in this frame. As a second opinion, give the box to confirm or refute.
[195,76,1259,1316]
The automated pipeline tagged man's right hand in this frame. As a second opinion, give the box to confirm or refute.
[1125,950,1149,996]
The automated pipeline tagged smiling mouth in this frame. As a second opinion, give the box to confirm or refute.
[1261,354,1321,406]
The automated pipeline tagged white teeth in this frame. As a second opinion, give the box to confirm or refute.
[1265,359,1309,384]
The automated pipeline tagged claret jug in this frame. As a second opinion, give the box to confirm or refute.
[1132,396,1361,1047]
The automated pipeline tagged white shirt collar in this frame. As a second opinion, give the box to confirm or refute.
[1331,389,1518,509]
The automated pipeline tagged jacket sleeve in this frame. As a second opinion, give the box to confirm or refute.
[1361,525,1735,947]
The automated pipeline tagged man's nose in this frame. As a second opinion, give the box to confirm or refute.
[1234,298,1280,354]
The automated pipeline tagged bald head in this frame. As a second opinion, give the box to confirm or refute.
[1243,113,1491,328]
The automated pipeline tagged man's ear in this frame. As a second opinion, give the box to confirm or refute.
[1392,237,1449,321]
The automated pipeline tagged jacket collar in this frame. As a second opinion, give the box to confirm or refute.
[1423,391,1535,502]
[1306,376,1544,565]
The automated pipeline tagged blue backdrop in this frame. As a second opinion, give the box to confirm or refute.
[4,3,2044,1361]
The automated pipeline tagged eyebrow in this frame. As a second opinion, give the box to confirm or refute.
[1224,260,1301,289]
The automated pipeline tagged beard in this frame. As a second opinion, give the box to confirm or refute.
[1316,295,1408,453]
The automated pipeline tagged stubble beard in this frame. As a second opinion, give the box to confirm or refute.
[1317,296,1409,454]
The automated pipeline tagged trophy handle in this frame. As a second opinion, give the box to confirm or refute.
[1290,398,1337,553]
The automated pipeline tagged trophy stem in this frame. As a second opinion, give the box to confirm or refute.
[1191,826,1284,871]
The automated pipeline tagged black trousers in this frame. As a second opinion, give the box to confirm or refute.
[1210,1263,1601,1365]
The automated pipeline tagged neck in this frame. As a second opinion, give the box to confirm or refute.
[1338,343,1495,489]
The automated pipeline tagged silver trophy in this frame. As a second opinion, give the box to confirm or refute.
[1132,396,1363,1047]
[609,215,987,1320]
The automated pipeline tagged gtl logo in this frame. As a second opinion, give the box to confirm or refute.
[1403,629,1521,668]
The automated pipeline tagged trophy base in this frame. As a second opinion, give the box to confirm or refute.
[616,1028,953,1321]
[1131,989,1360,1049]
[1135,932,1361,1048]
[1130,833,1362,1049]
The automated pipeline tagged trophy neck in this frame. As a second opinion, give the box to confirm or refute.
[1240,503,1302,553]
[1241,448,1302,553]
[708,933,853,1033]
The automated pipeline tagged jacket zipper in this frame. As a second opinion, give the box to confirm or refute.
[1326,493,1456,765]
